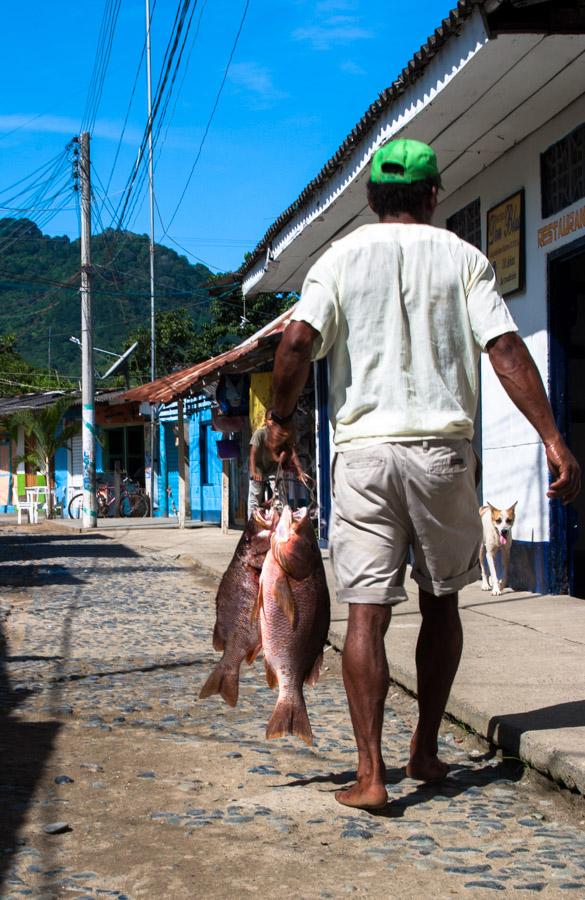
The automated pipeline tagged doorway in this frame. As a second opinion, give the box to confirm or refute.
[104,426,145,485]
[548,238,585,598]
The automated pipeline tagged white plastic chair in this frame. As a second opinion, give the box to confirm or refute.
[15,497,38,524]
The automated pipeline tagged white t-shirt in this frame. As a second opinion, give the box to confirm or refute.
[291,223,518,449]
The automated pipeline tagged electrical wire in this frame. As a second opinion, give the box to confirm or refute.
[111,0,196,232]
[81,0,122,134]
[162,0,250,236]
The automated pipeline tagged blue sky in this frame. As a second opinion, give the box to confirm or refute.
[1,0,453,274]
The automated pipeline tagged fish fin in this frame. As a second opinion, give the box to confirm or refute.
[250,580,264,622]
[199,663,239,708]
[212,623,225,652]
[304,652,323,687]
[246,641,262,665]
[273,572,296,627]
[266,697,313,746]
[264,658,278,690]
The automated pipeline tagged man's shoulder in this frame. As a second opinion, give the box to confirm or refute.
[251,425,267,444]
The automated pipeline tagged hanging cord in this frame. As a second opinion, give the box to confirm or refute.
[271,457,318,517]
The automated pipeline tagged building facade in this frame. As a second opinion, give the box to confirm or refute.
[240,0,585,597]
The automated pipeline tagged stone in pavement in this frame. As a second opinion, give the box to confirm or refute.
[0,527,584,899]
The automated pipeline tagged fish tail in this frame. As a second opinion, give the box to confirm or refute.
[266,695,313,746]
[199,662,239,708]
[212,622,225,652]
[305,652,323,687]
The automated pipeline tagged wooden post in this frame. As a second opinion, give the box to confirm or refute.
[221,459,230,534]
[114,461,121,518]
[177,398,191,528]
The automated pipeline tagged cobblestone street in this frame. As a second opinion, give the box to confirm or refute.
[1,526,584,899]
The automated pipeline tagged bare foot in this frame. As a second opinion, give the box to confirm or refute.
[406,755,449,782]
[335,781,388,810]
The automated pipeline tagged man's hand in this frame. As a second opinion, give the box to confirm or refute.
[544,438,581,504]
[250,472,264,483]
[488,332,581,505]
[265,419,296,464]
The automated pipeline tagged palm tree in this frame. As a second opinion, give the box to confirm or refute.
[7,395,81,519]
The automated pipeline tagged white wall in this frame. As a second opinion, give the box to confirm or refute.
[436,93,585,543]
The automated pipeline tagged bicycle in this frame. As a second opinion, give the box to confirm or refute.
[68,475,150,519]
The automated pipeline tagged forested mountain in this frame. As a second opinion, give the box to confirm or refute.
[0,218,214,382]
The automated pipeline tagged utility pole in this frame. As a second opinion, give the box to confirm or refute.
[79,132,97,529]
[146,0,156,515]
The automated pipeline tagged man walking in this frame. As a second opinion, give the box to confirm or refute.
[266,138,580,810]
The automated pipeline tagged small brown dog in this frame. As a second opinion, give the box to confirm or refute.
[479,502,517,596]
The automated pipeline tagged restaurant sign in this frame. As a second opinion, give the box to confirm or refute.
[537,203,585,248]
[487,190,524,296]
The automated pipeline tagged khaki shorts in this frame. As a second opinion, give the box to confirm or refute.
[330,440,482,605]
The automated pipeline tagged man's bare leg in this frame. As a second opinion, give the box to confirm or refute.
[407,589,462,781]
[335,603,392,809]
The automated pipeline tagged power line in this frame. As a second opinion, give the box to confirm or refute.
[81,0,122,134]
[111,0,197,232]
[162,0,250,236]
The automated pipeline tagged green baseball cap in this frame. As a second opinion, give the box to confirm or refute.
[370,138,442,187]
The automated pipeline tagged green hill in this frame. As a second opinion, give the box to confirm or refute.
[0,218,214,382]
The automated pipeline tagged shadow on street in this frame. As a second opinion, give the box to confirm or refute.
[0,612,61,892]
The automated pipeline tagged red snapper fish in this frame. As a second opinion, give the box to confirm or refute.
[254,505,330,746]
[199,508,278,707]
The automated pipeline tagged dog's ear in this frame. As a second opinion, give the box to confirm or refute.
[509,501,518,511]
[487,501,497,512]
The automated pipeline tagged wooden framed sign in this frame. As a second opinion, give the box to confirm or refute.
[486,189,525,296]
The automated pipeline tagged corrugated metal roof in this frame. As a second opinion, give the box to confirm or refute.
[0,388,135,417]
[119,306,295,405]
[239,0,477,281]
[0,391,72,416]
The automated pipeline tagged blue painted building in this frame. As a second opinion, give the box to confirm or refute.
[157,397,222,523]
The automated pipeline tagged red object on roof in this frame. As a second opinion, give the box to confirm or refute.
[119,306,294,405]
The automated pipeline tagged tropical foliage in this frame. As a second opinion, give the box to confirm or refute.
[0,334,64,396]
[6,395,81,517]
[0,218,213,379]
[127,286,296,381]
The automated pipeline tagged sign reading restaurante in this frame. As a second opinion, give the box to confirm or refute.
[538,203,585,248]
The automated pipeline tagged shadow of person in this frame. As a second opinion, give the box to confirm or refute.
[277,755,523,819]
[487,700,585,756]
[0,611,61,892]
[367,757,524,819]
[276,765,405,789]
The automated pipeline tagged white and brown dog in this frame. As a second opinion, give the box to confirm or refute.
[479,502,517,596]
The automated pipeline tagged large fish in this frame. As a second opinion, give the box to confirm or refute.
[199,508,277,707]
[255,505,330,746]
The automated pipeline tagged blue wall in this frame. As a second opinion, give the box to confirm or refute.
[157,400,222,522]
[53,409,104,514]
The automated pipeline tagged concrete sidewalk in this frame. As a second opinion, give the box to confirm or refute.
[55,517,585,796]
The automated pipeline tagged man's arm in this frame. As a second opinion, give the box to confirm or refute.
[487,331,580,504]
[248,443,263,482]
[267,321,317,459]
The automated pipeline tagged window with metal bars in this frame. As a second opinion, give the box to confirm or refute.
[541,123,585,219]
[446,198,481,249]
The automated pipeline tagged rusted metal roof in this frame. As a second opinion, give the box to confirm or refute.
[119,306,295,405]
[0,391,72,416]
